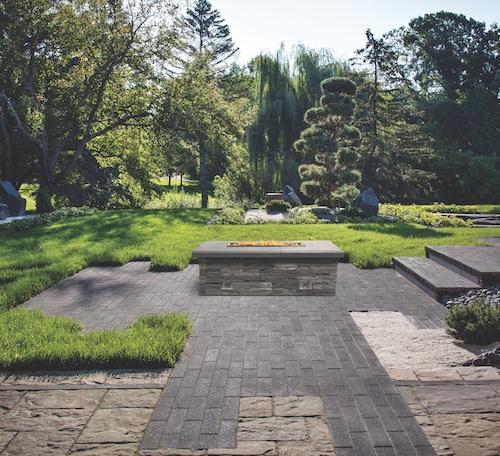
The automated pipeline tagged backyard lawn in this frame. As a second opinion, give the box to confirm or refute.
[1,208,499,311]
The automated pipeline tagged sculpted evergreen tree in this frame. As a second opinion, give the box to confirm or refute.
[176,0,238,69]
[294,78,361,207]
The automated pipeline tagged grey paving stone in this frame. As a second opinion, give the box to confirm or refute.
[23,263,441,454]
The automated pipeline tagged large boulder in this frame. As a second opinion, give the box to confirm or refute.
[0,181,26,216]
[283,185,302,207]
[352,187,379,217]
[0,203,9,220]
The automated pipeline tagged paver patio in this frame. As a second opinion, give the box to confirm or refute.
[0,262,490,455]
[18,261,454,455]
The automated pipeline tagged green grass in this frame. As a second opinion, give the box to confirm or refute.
[0,309,191,370]
[1,208,499,311]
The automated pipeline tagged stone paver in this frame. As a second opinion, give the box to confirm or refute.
[21,262,445,455]
[239,397,272,418]
[0,386,162,455]
[274,396,323,417]
[399,382,500,456]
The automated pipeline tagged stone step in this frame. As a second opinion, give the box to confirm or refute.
[393,257,481,300]
[425,245,500,286]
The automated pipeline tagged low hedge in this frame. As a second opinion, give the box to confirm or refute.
[266,200,291,213]
[0,207,98,232]
[379,204,471,227]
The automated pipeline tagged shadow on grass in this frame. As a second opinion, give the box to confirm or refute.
[347,222,452,238]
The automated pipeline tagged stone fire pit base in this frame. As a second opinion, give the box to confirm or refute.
[192,241,344,296]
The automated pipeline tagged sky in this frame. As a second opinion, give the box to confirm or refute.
[210,0,500,64]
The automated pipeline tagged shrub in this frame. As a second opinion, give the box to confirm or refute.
[288,209,320,224]
[446,301,500,345]
[146,189,206,209]
[379,204,471,227]
[0,207,98,232]
[266,200,291,213]
[209,207,244,225]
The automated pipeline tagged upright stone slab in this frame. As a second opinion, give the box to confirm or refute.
[192,241,344,296]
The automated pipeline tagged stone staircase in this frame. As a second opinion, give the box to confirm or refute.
[393,245,500,300]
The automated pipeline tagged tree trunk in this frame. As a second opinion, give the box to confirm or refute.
[168,174,171,186]
[36,178,53,213]
[199,143,209,209]
[180,174,183,187]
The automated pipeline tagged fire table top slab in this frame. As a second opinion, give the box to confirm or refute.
[192,240,345,259]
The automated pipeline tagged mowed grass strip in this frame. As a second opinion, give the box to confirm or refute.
[0,309,191,370]
[1,208,499,310]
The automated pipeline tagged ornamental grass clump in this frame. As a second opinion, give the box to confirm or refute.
[446,300,500,345]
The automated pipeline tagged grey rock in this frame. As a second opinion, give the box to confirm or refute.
[461,344,500,367]
[352,187,379,217]
[0,203,9,220]
[282,185,302,207]
[0,181,26,217]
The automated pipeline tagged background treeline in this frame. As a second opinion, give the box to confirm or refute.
[0,1,499,212]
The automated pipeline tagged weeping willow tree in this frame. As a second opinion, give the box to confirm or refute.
[247,46,351,198]
[247,50,300,194]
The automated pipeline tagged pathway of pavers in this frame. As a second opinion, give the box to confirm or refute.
[22,262,450,455]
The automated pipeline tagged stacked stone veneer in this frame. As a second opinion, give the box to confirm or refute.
[198,257,337,296]
[193,241,344,297]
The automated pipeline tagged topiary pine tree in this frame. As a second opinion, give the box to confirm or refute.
[294,77,362,208]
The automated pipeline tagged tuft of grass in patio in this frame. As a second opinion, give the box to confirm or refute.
[1,208,499,310]
[0,309,191,371]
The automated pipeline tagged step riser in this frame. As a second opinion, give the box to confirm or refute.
[426,250,481,285]
[393,258,481,301]
[425,248,500,287]
[393,262,439,300]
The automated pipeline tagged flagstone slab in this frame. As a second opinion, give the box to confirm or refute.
[237,417,308,441]
[0,431,15,452]
[22,389,104,409]
[206,441,276,455]
[2,430,78,456]
[238,397,272,418]
[77,408,153,444]
[273,396,323,417]
[0,392,23,411]
[69,443,139,455]
[100,389,161,409]
[433,413,500,456]
[276,440,335,456]
[414,384,499,414]
[0,407,91,432]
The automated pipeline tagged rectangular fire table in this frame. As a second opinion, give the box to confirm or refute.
[192,240,345,296]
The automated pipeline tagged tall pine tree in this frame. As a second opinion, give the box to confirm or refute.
[294,78,361,207]
[356,30,434,202]
[175,0,238,69]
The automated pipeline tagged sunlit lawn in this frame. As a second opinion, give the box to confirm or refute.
[0,309,191,370]
[1,208,499,311]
